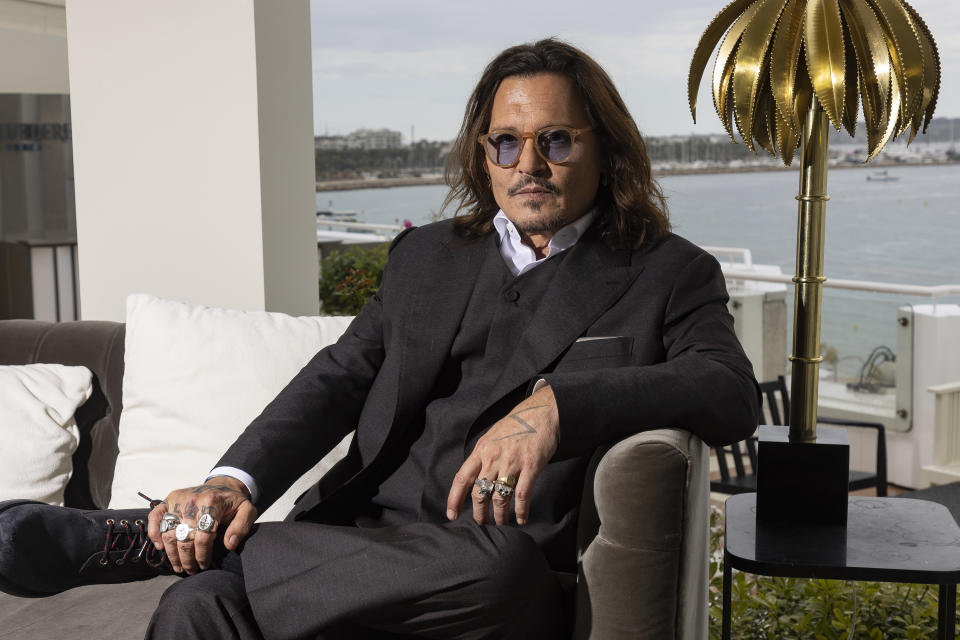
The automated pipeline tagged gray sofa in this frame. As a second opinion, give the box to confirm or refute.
[0,319,710,639]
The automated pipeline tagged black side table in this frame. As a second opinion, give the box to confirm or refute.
[723,493,960,639]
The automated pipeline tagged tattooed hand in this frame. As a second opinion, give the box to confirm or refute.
[446,384,559,526]
[146,477,257,575]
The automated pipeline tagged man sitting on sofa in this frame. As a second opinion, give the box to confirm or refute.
[0,39,759,639]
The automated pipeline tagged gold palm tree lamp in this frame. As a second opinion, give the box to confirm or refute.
[688,0,940,446]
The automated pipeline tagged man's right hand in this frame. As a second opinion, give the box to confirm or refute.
[146,476,258,575]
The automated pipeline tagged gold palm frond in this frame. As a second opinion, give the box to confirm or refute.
[688,0,940,164]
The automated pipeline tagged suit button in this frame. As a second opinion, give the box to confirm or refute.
[504,290,520,302]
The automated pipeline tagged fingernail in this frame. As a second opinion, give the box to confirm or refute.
[155,542,162,550]
[446,509,456,520]
[228,534,237,547]
[517,518,526,525]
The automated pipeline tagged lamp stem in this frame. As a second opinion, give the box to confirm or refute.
[789,96,830,443]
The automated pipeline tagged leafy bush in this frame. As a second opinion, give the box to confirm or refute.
[318,243,388,315]
[708,506,948,639]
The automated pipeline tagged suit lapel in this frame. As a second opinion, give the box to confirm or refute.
[478,229,645,417]
[388,230,492,434]
[308,229,492,508]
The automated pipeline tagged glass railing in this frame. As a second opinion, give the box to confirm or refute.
[716,248,960,433]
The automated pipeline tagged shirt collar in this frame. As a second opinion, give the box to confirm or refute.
[492,208,596,276]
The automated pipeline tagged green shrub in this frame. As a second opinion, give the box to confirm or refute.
[708,506,947,639]
[318,243,388,315]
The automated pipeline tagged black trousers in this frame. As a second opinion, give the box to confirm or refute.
[145,519,570,640]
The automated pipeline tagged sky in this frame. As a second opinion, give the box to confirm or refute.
[309,0,958,142]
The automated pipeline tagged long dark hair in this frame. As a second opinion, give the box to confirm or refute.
[443,38,670,248]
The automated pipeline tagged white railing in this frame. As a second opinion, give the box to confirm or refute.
[707,246,960,299]
[317,220,404,234]
[923,381,960,484]
[703,246,753,268]
[722,269,960,298]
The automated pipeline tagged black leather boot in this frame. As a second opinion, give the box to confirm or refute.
[0,499,175,597]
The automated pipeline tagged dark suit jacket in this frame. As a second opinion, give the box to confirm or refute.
[217,218,759,527]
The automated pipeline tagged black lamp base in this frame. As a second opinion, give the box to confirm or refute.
[756,425,850,526]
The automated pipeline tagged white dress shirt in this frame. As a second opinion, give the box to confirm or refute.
[209,209,597,503]
[492,208,596,276]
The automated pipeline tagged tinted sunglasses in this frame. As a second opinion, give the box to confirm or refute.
[477,125,593,168]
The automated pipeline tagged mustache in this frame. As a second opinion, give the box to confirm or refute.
[507,177,559,197]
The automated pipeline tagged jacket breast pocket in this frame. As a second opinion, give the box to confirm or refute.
[553,336,635,372]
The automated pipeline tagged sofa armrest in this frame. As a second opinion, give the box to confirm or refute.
[573,429,709,640]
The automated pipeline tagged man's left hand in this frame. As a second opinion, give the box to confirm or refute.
[446,384,559,526]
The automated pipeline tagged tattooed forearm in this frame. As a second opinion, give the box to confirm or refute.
[514,404,547,414]
[493,414,537,440]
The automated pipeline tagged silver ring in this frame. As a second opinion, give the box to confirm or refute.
[175,522,196,542]
[494,482,514,499]
[197,513,216,533]
[160,513,180,533]
[475,477,494,499]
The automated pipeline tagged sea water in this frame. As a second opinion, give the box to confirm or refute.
[317,163,960,379]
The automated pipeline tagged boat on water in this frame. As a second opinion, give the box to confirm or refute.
[317,209,359,222]
[866,170,899,182]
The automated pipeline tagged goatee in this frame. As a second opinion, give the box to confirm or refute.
[513,208,568,235]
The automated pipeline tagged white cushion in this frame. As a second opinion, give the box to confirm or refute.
[109,294,354,521]
[0,364,93,505]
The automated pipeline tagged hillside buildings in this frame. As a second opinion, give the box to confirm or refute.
[316,128,403,151]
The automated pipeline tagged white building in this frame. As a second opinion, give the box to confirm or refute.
[314,129,403,151]
[315,135,348,150]
[346,128,402,150]
[0,0,320,320]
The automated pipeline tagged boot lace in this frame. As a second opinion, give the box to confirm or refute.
[97,494,171,569]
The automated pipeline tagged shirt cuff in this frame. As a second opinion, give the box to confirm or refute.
[206,466,259,504]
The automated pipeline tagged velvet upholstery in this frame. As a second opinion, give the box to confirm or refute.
[0,320,125,509]
[574,429,708,639]
[0,576,180,639]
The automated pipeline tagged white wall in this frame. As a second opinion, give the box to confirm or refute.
[0,26,68,93]
[253,1,319,315]
[65,0,318,320]
[0,0,67,92]
[876,304,960,488]
[908,305,960,486]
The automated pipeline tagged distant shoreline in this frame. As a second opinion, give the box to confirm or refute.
[317,176,446,191]
[316,160,958,192]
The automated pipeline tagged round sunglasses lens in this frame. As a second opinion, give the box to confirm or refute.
[538,129,574,162]
[489,134,520,166]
